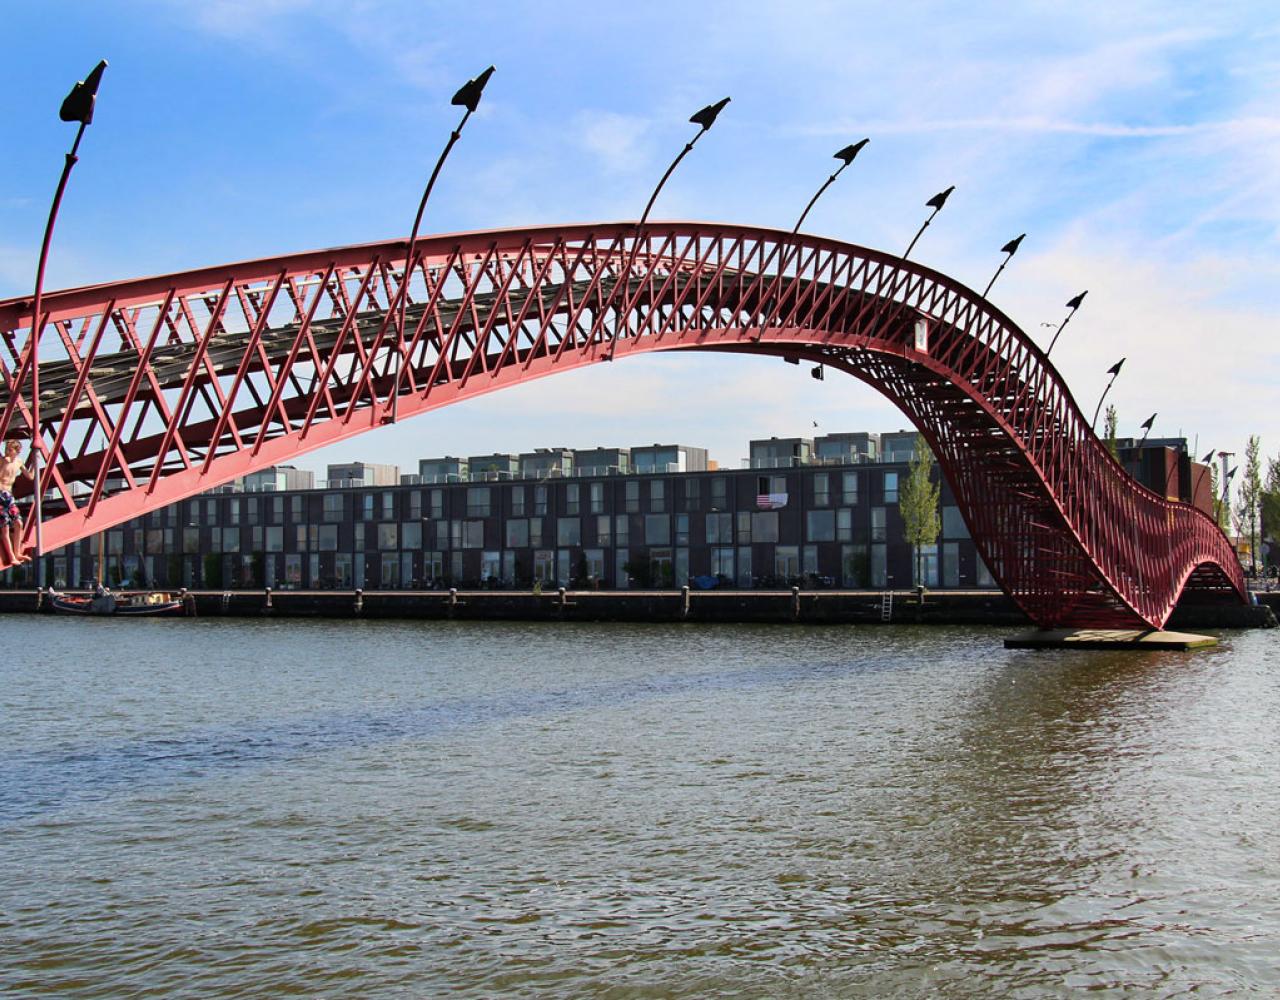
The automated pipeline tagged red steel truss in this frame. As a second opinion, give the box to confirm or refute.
[0,222,1246,627]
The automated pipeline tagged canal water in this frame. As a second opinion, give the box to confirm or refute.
[1,618,1277,997]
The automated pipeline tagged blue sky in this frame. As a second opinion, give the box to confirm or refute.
[2,1,1277,483]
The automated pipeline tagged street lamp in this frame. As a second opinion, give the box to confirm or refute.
[981,234,1025,298]
[19,59,108,580]
[791,139,868,234]
[1091,357,1125,431]
[605,97,730,361]
[1046,290,1087,357]
[903,185,954,259]
[389,65,495,424]
[1189,448,1215,507]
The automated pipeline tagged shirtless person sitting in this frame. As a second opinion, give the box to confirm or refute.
[0,440,31,564]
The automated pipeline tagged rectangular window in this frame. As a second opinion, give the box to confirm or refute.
[565,484,580,515]
[736,511,752,544]
[871,506,886,542]
[802,545,818,576]
[381,492,394,520]
[751,511,779,543]
[380,553,399,588]
[466,487,491,517]
[615,514,630,546]
[757,474,786,496]
[649,480,665,513]
[228,498,241,525]
[409,490,422,521]
[842,543,868,587]
[774,545,799,581]
[942,506,969,539]
[510,485,525,516]
[401,522,422,549]
[506,519,529,548]
[675,514,689,546]
[737,546,753,588]
[813,473,830,506]
[711,547,735,580]
[530,518,543,547]
[589,482,604,514]
[222,527,240,553]
[884,471,899,504]
[378,523,398,550]
[463,521,484,549]
[596,515,611,547]
[246,498,259,525]
[534,549,555,583]
[450,520,462,550]
[645,515,670,546]
[534,486,548,516]
[557,517,581,546]
[182,528,200,553]
[354,522,365,550]
[837,507,852,542]
[806,509,835,541]
[583,548,605,584]
[435,521,450,550]
[205,499,217,525]
[706,512,731,544]
[430,489,444,519]
[291,495,303,521]
[334,553,353,588]
[710,477,727,510]
[625,480,640,513]
[251,526,263,551]
[362,494,374,520]
[915,543,939,587]
[323,494,344,522]
[684,478,700,511]
[482,551,501,584]
[271,496,283,523]
[266,526,284,552]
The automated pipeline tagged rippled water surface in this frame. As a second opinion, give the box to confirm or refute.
[2,617,1278,997]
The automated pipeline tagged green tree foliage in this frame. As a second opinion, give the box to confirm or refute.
[1263,457,1280,571]
[1104,405,1119,460]
[900,437,941,586]
[1240,436,1263,573]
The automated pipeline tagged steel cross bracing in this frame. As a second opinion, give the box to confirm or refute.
[0,221,1246,628]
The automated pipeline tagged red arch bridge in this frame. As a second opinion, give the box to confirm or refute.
[0,222,1246,628]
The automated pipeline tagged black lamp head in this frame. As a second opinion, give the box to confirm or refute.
[1066,290,1088,310]
[811,365,825,381]
[451,65,496,113]
[926,185,955,210]
[689,97,731,130]
[1107,357,1125,377]
[1200,450,1215,463]
[1227,466,1238,480]
[1141,413,1157,431]
[1000,233,1026,256]
[59,59,108,125]
[834,138,870,164]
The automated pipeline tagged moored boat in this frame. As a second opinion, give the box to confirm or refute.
[47,586,188,617]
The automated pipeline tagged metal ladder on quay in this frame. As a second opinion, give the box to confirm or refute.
[880,590,893,622]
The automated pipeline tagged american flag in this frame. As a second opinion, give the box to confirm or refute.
[756,492,788,510]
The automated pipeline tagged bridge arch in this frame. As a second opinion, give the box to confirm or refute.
[0,222,1245,627]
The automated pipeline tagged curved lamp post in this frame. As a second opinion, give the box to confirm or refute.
[903,185,954,259]
[1091,357,1125,431]
[791,139,868,234]
[1138,412,1157,448]
[389,65,495,423]
[981,233,1025,298]
[606,97,730,361]
[1046,290,1087,357]
[23,60,108,583]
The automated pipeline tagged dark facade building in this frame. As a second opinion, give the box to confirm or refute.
[13,433,1211,593]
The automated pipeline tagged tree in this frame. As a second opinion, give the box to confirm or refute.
[1262,457,1280,571]
[1240,436,1263,574]
[1104,405,1119,460]
[900,437,941,587]
[1211,464,1231,533]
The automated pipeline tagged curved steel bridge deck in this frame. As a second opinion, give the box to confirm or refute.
[0,222,1246,628]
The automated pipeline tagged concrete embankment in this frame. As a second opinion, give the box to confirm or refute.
[1,588,1275,628]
